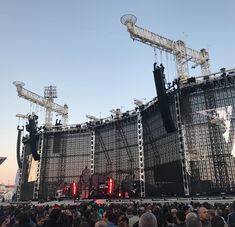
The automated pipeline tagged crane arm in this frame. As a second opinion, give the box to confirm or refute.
[128,24,175,54]
[127,23,209,63]
[13,81,68,116]
[121,14,210,79]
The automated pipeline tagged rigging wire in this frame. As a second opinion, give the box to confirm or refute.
[171,53,175,81]
[30,102,33,115]
[17,116,20,127]
[166,53,170,83]
[170,53,175,80]
[173,55,177,79]
[154,48,158,63]
[160,50,163,63]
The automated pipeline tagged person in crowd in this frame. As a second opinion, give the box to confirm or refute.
[185,214,202,227]
[118,216,129,227]
[183,205,194,216]
[185,212,197,222]
[138,211,157,227]
[72,210,82,227]
[165,211,175,227]
[171,208,178,225]
[88,209,100,227]
[44,208,63,227]
[208,209,216,221]
[132,206,145,227]
[228,202,235,227]
[128,208,139,227]
[1,201,235,227]
[198,207,211,227]
[95,220,108,227]
[174,210,186,227]
[1,215,11,227]
[103,210,117,227]
[211,215,226,227]
[98,208,105,220]
[12,212,33,227]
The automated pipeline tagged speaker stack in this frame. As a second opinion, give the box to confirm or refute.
[153,63,176,133]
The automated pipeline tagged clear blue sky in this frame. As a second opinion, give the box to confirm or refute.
[0,0,234,184]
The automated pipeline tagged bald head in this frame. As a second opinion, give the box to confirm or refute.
[95,220,108,227]
[198,207,209,221]
[139,212,157,227]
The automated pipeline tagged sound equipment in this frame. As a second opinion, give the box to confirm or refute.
[153,63,176,133]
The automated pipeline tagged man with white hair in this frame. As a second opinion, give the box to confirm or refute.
[185,213,202,227]
[139,212,157,227]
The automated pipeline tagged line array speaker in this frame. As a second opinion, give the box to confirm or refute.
[153,63,176,133]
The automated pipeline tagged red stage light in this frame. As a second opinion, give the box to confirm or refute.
[71,181,77,197]
[125,191,129,198]
[108,177,114,195]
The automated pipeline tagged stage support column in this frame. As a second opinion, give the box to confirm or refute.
[33,134,44,200]
[137,111,145,198]
[175,91,190,195]
[16,145,26,201]
[90,130,95,175]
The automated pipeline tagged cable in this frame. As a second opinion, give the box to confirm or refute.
[154,48,158,63]
[166,53,170,82]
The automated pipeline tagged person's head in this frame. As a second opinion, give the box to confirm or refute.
[15,212,30,225]
[132,209,138,216]
[185,212,197,221]
[103,210,115,224]
[138,206,145,216]
[171,208,177,218]
[231,202,235,212]
[95,220,108,227]
[98,208,104,217]
[49,208,61,221]
[198,207,209,221]
[118,216,129,227]
[139,212,157,227]
[185,214,202,227]
[208,209,216,221]
[176,210,186,224]
[183,205,194,214]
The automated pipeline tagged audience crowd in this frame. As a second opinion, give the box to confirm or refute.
[1,200,235,227]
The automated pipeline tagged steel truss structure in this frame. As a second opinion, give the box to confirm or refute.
[16,68,235,200]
